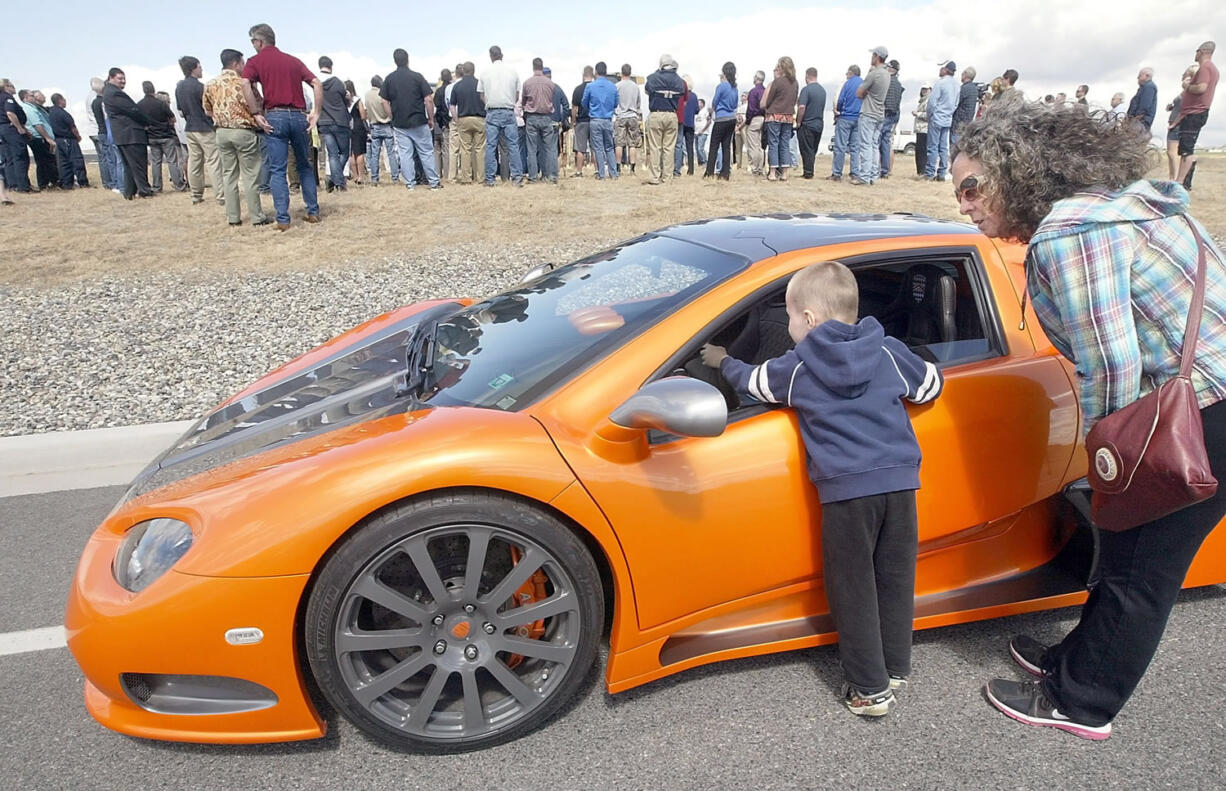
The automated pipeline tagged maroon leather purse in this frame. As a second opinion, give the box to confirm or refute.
[1085,216,1218,532]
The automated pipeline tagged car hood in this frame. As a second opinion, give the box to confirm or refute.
[123,300,462,502]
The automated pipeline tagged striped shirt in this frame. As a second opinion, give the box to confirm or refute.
[1025,180,1226,434]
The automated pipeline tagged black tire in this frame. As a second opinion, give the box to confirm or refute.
[305,490,603,752]
[903,143,916,155]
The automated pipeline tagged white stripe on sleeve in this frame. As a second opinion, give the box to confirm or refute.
[756,363,777,403]
[913,362,942,403]
[747,364,766,402]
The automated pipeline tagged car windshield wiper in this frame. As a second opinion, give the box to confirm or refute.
[397,320,437,400]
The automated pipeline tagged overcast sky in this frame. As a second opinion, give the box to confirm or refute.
[6,0,1224,148]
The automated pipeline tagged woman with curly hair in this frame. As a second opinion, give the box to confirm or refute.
[760,56,798,181]
[953,98,1226,740]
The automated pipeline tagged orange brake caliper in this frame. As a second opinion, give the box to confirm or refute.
[504,547,550,669]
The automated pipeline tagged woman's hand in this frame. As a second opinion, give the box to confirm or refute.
[700,344,728,368]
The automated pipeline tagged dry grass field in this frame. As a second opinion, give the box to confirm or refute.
[1,153,1222,287]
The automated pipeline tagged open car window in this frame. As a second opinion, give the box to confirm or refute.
[668,249,1004,429]
[851,253,1003,367]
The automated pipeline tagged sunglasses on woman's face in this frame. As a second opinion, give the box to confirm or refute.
[955,174,986,202]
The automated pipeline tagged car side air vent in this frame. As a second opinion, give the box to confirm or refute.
[120,673,278,715]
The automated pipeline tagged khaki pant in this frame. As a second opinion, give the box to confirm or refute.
[645,111,678,183]
[215,127,267,224]
[456,116,486,184]
[186,130,224,203]
[745,116,765,174]
[433,125,451,185]
[449,125,461,181]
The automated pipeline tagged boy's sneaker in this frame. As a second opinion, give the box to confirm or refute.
[984,679,1112,741]
[1009,635,1050,677]
[842,685,895,717]
[888,675,908,692]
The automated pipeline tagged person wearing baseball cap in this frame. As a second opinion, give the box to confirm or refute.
[924,59,959,180]
[852,45,890,184]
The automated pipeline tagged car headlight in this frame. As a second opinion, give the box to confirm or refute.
[113,518,194,592]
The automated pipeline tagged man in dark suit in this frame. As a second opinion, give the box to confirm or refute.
[102,67,154,198]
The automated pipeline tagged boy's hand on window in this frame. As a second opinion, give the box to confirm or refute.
[700,344,728,368]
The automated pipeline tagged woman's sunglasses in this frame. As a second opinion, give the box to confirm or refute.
[955,174,987,202]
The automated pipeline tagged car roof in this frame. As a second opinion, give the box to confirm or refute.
[652,212,980,262]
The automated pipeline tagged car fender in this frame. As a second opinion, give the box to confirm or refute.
[116,408,582,577]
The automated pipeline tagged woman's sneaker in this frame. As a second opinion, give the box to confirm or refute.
[984,679,1112,740]
[1009,635,1050,677]
[842,685,895,717]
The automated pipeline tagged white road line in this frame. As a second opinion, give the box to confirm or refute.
[0,626,67,657]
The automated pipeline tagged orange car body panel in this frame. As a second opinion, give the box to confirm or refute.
[66,229,1226,743]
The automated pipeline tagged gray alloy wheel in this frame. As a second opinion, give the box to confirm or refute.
[305,492,603,752]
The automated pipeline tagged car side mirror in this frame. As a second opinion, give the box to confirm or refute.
[609,377,728,438]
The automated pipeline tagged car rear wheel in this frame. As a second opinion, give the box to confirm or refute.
[903,143,916,155]
[305,492,603,752]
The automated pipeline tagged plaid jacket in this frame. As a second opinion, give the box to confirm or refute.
[1025,179,1226,434]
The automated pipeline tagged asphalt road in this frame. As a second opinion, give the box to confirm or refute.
[3,486,1225,790]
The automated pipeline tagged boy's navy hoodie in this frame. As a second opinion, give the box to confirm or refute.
[719,315,943,504]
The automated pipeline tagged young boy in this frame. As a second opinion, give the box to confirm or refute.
[700,260,943,716]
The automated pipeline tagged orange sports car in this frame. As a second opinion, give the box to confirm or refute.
[65,214,1226,752]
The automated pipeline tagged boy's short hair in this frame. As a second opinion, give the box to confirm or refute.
[788,261,858,324]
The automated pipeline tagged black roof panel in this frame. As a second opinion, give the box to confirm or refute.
[654,213,980,262]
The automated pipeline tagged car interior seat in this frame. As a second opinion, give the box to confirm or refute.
[883,263,957,348]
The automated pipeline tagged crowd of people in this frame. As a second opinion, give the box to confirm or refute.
[0,29,1218,220]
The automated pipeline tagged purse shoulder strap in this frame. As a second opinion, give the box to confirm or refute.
[1178,215,1209,379]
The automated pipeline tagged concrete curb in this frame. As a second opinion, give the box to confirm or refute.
[0,421,194,497]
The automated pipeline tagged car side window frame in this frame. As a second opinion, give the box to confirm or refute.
[839,245,1010,368]
[644,245,1009,443]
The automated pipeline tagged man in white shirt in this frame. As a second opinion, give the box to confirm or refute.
[446,61,462,181]
[477,44,523,186]
[694,98,710,166]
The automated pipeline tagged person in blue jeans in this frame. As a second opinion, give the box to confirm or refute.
[830,65,862,180]
[877,60,905,178]
[583,62,619,179]
[242,23,321,226]
[924,61,958,180]
[316,56,351,191]
[479,45,523,186]
[263,109,320,225]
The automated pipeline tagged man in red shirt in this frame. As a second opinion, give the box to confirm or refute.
[1172,40,1218,189]
[241,22,324,230]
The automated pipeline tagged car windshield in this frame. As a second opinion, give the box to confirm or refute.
[421,234,747,410]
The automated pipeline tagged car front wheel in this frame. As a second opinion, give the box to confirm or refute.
[305,492,603,752]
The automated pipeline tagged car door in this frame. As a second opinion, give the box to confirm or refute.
[541,241,1078,632]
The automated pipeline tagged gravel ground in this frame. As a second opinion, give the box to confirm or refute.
[0,240,609,437]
